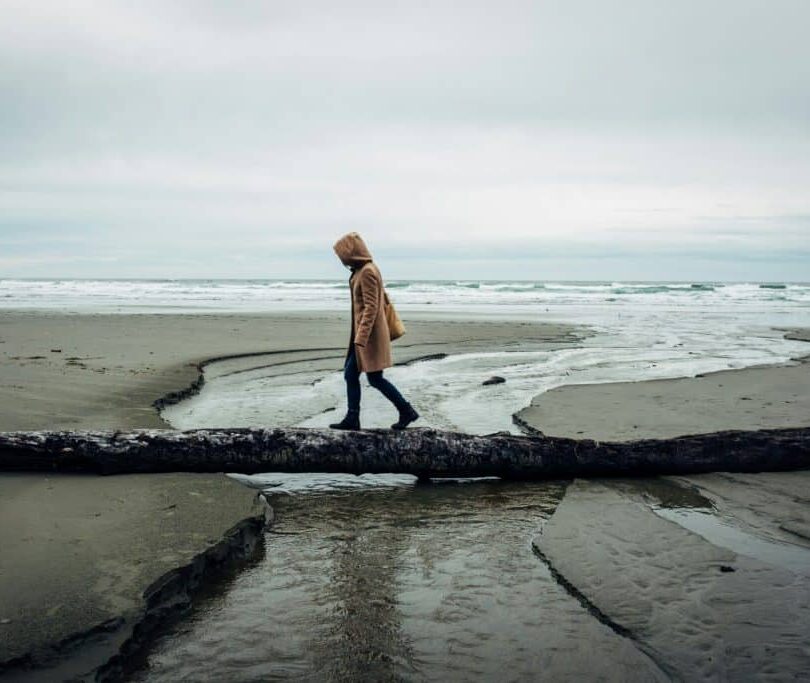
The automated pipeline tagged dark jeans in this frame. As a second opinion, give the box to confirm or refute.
[344,347,408,413]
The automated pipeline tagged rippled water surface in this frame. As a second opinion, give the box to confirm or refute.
[128,482,665,682]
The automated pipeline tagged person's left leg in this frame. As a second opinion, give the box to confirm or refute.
[367,370,420,429]
[343,350,361,413]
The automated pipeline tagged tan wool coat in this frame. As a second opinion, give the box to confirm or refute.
[333,232,392,373]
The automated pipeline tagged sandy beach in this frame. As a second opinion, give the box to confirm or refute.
[0,310,582,678]
[533,475,810,679]
[0,473,265,680]
[516,338,810,441]
[1,311,809,680]
[0,310,581,432]
[521,328,810,680]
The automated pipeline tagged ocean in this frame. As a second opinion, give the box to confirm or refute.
[1,278,808,317]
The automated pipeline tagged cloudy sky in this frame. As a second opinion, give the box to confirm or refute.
[1,0,808,280]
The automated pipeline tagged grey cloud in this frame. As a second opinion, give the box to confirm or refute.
[1,0,809,280]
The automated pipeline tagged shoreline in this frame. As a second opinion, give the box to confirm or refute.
[515,328,810,441]
[2,308,805,438]
[0,310,585,432]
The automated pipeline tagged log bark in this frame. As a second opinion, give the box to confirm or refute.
[0,427,809,479]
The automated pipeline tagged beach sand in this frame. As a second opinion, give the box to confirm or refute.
[534,476,810,679]
[516,345,810,441]
[0,311,581,677]
[524,329,810,678]
[0,473,266,679]
[2,314,809,679]
[0,310,580,432]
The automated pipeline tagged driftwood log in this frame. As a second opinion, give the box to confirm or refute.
[0,427,809,479]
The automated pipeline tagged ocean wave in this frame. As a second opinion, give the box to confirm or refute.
[264,281,347,289]
[2,278,809,313]
[544,283,613,291]
[612,285,679,295]
[480,283,536,291]
[610,283,717,295]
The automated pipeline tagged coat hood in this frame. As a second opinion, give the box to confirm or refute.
[333,232,373,268]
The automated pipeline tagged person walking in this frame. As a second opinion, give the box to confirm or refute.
[329,232,420,431]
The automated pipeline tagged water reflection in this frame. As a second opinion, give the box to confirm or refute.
[312,493,415,680]
[611,476,810,575]
[610,477,714,510]
[129,481,670,681]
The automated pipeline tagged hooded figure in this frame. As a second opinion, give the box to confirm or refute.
[333,232,391,373]
[330,232,419,430]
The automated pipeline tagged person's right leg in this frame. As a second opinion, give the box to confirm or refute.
[344,348,361,413]
[330,348,361,430]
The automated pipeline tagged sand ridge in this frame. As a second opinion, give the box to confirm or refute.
[516,330,810,441]
[0,473,266,679]
[534,478,810,679]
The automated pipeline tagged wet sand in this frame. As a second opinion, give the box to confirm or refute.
[0,310,582,678]
[0,473,266,679]
[523,328,810,679]
[128,482,669,682]
[516,334,810,441]
[2,314,809,679]
[534,477,810,679]
[0,310,581,431]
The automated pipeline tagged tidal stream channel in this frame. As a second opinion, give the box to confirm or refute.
[125,469,810,682]
[127,480,668,681]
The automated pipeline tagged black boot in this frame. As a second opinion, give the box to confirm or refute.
[330,410,360,431]
[391,404,419,430]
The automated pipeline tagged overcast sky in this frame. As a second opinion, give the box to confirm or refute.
[1,0,808,280]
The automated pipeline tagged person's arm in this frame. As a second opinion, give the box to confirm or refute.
[354,267,381,347]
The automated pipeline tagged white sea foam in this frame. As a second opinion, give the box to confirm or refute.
[1,278,808,314]
[5,278,808,437]
[164,326,809,436]
[152,279,809,435]
[227,472,418,495]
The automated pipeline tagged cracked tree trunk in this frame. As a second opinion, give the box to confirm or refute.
[0,427,809,479]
